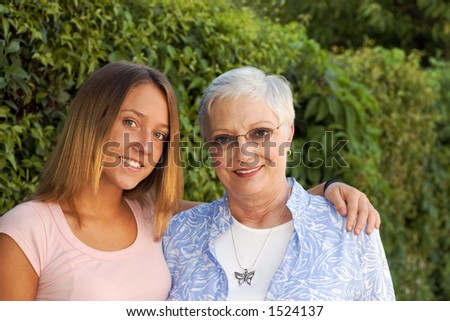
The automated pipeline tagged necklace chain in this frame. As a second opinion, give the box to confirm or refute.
[230,204,287,272]
[230,187,292,286]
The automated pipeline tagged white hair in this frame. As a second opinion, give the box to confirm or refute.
[198,66,295,138]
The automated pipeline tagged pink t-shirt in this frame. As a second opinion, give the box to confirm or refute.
[0,199,171,300]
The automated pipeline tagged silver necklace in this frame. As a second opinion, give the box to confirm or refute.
[230,200,289,286]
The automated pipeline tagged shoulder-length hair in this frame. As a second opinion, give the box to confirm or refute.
[34,61,182,240]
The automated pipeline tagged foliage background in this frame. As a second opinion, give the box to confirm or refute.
[1,0,449,300]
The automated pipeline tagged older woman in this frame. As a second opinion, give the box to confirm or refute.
[163,66,395,300]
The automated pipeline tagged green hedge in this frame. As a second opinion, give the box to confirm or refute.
[0,0,448,300]
[335,47,448,299]
[425,59,450,299]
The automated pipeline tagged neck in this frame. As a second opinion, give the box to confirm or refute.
[63,180,125,221]
[227,180,292,229]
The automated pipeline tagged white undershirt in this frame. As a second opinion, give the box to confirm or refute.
[214,217,294,300]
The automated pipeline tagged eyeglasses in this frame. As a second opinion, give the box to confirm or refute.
[206,124,282,149]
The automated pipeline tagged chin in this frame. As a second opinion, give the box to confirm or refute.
[226,181,264,195]
[118,180,142,191]
[120,171,152,190]
[122,185,138,191]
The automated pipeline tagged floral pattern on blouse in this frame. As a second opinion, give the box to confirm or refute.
[163,178,395,301]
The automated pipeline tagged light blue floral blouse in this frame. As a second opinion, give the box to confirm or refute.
[163,178,395,300]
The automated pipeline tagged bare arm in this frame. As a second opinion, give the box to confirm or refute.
[176,200,204,213]
[178,182,381,235]
[307,183,326,195]
[308,182,381,235]
[0,233,38,300]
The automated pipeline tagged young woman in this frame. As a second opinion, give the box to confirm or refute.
[0,61,182,300]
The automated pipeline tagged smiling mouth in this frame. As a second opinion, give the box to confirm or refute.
[234,166,262,175]
[120,156,143,169]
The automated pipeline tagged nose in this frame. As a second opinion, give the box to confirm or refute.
[130,128,154,154]
[236,135,248,146]
[233,139,258,164]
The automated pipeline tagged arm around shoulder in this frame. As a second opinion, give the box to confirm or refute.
[176,199,204,213]
[0,233,38,300]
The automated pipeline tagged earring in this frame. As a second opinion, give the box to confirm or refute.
[287,149,292,157]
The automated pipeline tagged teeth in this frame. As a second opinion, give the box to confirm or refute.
[236,167,259,174]
[121,157,142,169]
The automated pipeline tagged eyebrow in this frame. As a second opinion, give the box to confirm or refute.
[210,121,276,135]
[120,109,170,130]
[121,109,145,117]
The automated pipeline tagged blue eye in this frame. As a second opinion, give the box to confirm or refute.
[123,119,137,128]
[249,128,272,141]
[154,132,168,141]
[214,135,236,145]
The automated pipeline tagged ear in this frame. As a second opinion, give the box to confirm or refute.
[288,122,295,142]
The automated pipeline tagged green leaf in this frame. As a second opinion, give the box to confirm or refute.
[56,91,70,104]
[304,96,319,120]
[164,58,173,74]
[35,92,48,102]
[5,64,28,79]
[108,50,127,62]
[2,16,10,37]
[6,40,20,53]
[0,106,9,118]
[306,167,321,183]
[5,100,18,111]
[307,125,325,141]
[0,77,6,89]
[6,154,17,172]
[0,4,10,14]
[315,98,329,122]
[326,96,340,120]
[0,156,6,170]
[166,45,176,59]
[187,76,204,91]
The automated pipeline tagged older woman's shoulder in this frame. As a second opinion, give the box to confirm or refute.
[308,194,343,217]
[174,199,222,218]
[290,178,343,220]
[167,198,225,230]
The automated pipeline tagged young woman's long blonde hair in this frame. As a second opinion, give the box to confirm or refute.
[34,61,182,240]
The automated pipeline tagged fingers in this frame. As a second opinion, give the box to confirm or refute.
[366,203,381,234]
[323,182,381,236]
[324,183,360,232]
[353,194,369,235]
[352,195,381,235]
[324,184,348,216]
[344,191,360,233]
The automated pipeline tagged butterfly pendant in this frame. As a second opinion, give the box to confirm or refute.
[234,269,255,286]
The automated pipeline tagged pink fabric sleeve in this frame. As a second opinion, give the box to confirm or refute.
[0,202,47,276]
